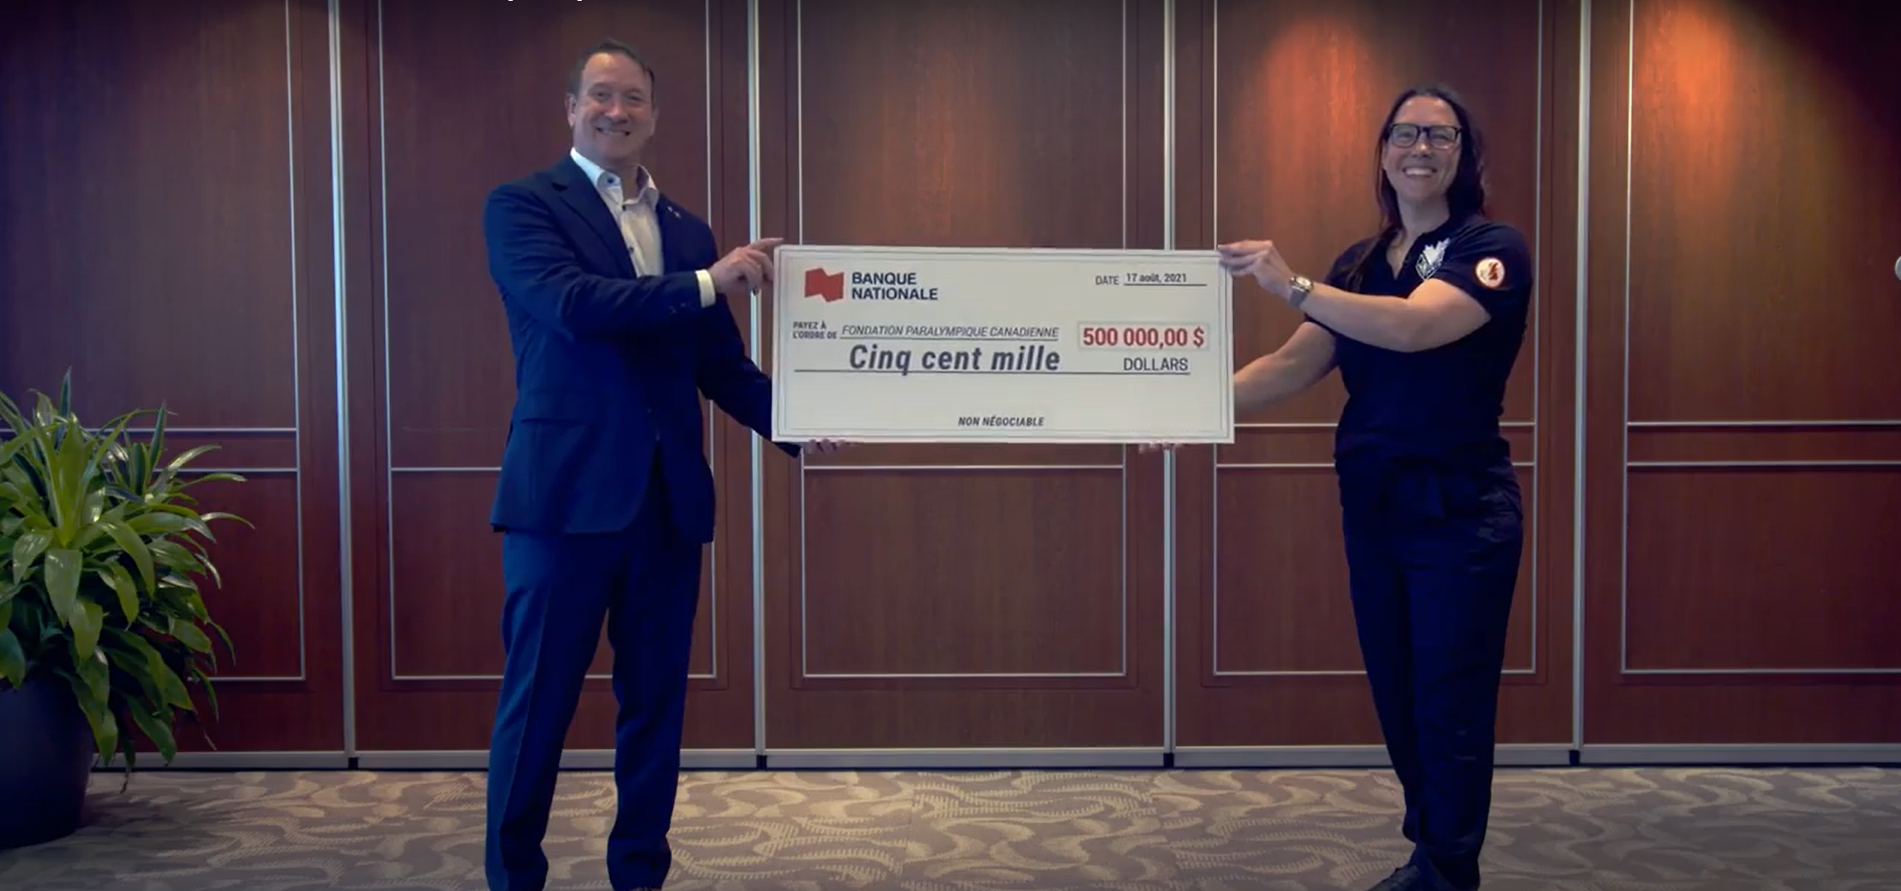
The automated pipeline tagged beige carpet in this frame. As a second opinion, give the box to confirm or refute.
[1,767,1897,890]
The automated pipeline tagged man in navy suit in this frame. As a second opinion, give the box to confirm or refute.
[480,39,836,891]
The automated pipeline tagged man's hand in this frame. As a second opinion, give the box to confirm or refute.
[803,439,850,454]
[709,237,784,297]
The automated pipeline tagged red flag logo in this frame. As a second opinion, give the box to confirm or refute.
[804,267,844,302]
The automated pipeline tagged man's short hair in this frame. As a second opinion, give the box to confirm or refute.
[567,39,656,97]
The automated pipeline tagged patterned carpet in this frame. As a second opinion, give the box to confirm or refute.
[1,767,1897,890]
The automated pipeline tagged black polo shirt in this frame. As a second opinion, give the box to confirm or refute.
[1309,213,1533,470]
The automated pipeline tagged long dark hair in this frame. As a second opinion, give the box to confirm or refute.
[1338,83,1489,291]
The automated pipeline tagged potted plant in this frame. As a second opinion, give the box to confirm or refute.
[0,373,244,849]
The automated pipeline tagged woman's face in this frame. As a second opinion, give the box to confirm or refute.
[1382,96,1462,204]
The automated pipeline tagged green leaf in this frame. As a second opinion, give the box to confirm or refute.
[121,439,144,486]
[72,517,109,550]
[154,659,194,712]
[94,519,156,594]
[96,565,138,622]
[61,668,119,763]
[99,414,136,464]
[169,619,212,654]
[31,392,57,428]
[150,404,168,461]
[3,465,44,508]
[204,619,235,663]
[6,420,50,465]
[3,462,40,491]
[196,552,223,589]
[100,407,143,434]
[187,661,221,720]
[155,580,209,623]
[147,540,203,574]
[0,629,25,686]
[14,599,52,644]
[180,473,247,491]
[73,645,109,704]
[102,630,164,708]
[143,504,221,540]
[43,547,81,624]
[164,444,219,471]
[115,734,135,779]
[106,628,195,713]
[125,698,179,763]
[48,420,99,542]
[70,599,104,660]
[126,511,197,537]
[12,530,50,585]
[0,388,29,429]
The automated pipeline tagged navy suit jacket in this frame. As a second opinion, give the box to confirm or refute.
[482,156,798,543]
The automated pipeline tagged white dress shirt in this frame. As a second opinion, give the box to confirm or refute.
[568,148,715,308]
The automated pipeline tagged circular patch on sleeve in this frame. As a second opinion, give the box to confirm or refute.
[1474,257,1506,289]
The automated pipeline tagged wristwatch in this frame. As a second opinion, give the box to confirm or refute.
[1288,274,1314,307]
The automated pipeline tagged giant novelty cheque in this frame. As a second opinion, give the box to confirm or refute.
[770,245,1234,444]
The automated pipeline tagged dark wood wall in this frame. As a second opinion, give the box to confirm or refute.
[1,0,349,755]
[1173,0,1574,758]
[1579,0,1901,752]
[2,0,1895,768]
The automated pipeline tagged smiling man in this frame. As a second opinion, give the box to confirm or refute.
[478,39,831,891]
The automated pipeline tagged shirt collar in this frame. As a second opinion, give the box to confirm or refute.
[569,147,657,206]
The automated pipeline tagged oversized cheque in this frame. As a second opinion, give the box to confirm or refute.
[770,245,1234,444]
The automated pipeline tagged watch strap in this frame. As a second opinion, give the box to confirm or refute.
[1288,274,1313,307]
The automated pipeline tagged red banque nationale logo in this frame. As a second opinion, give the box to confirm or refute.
[804,267,844,302]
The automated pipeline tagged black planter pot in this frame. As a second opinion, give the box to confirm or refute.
[0,676,96,849]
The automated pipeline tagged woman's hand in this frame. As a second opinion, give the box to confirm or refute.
[1217,239,1296,302]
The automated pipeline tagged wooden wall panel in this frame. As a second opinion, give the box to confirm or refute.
[0,0,347,755]
[340,0,759,757]
[1582,0,1901,748]
[1172,0,1579,754]
[9,0,1900,768]
[756,0,1172,754]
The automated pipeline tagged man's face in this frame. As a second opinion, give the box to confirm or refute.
[566,52,656,171]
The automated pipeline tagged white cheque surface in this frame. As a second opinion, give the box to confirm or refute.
[770,245,1234,444]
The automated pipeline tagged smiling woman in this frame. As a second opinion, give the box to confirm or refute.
[1209,82,1534,891]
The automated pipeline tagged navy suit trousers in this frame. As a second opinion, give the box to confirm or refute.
[485,461,702,891]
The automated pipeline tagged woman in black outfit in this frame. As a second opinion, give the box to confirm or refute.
[1212,83,1532,891]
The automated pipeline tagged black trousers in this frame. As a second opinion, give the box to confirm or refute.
[1337,457,1523,891]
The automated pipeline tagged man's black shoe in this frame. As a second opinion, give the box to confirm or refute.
[1367,863,1423,891]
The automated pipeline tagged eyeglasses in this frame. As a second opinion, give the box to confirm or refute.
[1387,123,1461,149]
